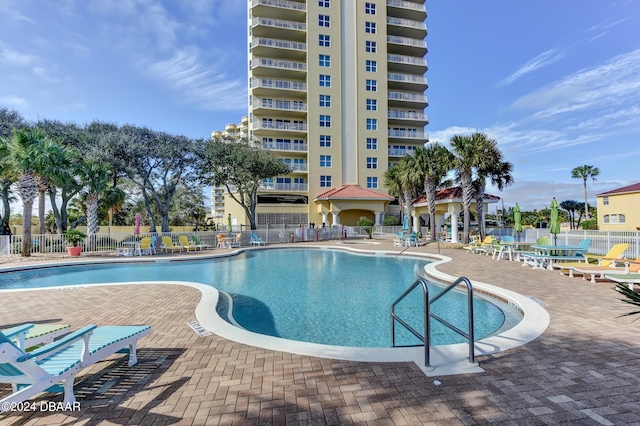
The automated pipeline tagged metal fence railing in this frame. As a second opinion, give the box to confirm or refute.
[2,228,639,259]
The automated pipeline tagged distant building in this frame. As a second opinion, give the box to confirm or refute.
[212,0,428,228]
[596,182,640,231]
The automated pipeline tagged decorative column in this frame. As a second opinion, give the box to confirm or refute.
[321,212,328,227]
[331,212,340,226]
[374,211,382,226]
[449,206,460,243]
[412,214,420,234]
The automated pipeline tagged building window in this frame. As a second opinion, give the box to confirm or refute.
[603,215,610,224]
[320,135,331,147]
[320,115,331,127]
[603,196,609,205]
[319,74,331,87]
[610,214,618,224]
[366,137,377,149]
[619,214,626,224]
[365,41,377,53]
[365,22,376,33]
[366,99,377,111]
[320,175,332,187]
[367,177,378,188]
[320,155,332,167]
[367,157,378,169]
[365,79,377,91]
[366,118,377,130]
[365,60,377,72]
[319,15,330,27]
[319,0,329,7]
[319,34,331,47]
[319,54,331,67]
[319,94,331,107]
[365,2,376,14]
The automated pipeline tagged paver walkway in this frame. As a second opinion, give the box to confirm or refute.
[1,240,639,425]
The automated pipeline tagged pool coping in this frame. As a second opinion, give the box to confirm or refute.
[0,245,550,377]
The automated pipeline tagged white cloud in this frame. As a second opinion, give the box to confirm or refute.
[497,48,566,87]
[0,96,29,107]
[0,2,33,22]
[0,48,38,66]
[511,48,640,122]
[145,47,246,111]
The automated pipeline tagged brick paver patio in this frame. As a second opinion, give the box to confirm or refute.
[1,240,639,425]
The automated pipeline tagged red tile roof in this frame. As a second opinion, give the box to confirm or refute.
[315,185,395,200]
[413,186,500,204]
[597,182,640,196]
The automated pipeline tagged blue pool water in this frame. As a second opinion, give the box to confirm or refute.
[0,249,506,347]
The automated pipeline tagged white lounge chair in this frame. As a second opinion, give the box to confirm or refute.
[0,324,150,409]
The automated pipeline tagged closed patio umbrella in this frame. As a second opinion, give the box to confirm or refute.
[134,213,141,235]
[513,203,523,241]
[549,197,560,246]
[402,213,409,231]
[227,214,233,233]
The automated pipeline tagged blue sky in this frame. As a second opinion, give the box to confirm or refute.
[1,0,639,212]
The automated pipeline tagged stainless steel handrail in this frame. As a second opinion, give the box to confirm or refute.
[390,276,475,368]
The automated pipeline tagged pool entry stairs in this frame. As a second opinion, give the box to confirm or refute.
[390,276,478,371]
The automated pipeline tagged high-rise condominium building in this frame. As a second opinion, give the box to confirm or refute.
[227,0,428,228]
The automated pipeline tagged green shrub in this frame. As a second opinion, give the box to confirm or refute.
[357,218,374,239]
[383,216,400,226]
[580,219,598,230]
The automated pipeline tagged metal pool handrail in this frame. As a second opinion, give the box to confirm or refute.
[390,276,476,369]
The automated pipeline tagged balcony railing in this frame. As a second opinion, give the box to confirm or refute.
[387,17,427,30]
[388,148,416,156]
[261,183,308,191]
[387,35,428,49]
[253,37,306,52]
[388,92,429,102]
[289,164,308,172]
[252,17,306,31]
[387,0,427,12]
[254,98,307,112]
[388,129,427,139]
[251,0,306,11]
[262,141,308,151]
[388,110,428,121]
[253,78,307,91]
[254,121,307,131]
[388,72,428,85]
[255,57,307,72]
[388,54,428,67]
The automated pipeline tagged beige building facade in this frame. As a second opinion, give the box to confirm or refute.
[216,0,428,228]
[596,182,640,231]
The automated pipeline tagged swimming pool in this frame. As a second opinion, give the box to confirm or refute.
[0,249,509,348]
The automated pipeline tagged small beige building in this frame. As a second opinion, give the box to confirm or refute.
[596,182,640,231]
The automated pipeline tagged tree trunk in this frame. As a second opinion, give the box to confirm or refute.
[141,187,156,233]
[583,178,589,220]
[21,199,34,256]
[425,179,437,242]
[1,183,11,235]
[48,189,63,234]
[460,171,473,243]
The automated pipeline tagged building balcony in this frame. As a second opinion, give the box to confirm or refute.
[252,37,306,61]
[253,120,307,137]
[262,140,308,152]
[251,0,306,21]
[252,57,307,79]
[288,163,308,172]
[388,109,429,126]
[387,35,427,57]
[252,78,307,98]
[388,129,428,141]
[253,98,307,118]
[388,147,416,157]
[386,0,427,21]
[261,183,308,192]
[387,72,428,91]
[388,91,429,108]
[387,16,427,39]
[213,203,225,211]
[251,17,306,42]
[387,54,428,74]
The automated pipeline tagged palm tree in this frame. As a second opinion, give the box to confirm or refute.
[398,154,422,232]
[473,142,514,239]
[571,165,600,220]
[413,144,453,241]
[6,128,49,256]
[450,132,499,243]
[383,164,405,224]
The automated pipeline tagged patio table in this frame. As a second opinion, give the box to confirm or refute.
[529,245,588,270]
[494,241,534,261]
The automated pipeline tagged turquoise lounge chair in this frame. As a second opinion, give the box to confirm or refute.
[250,233,266,246]
[0,324,150,409]
[2,323,71,351]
